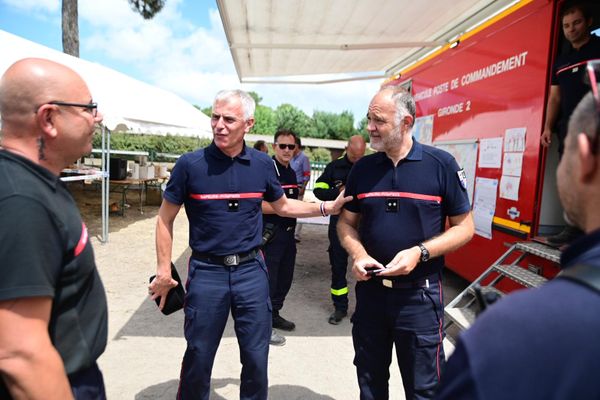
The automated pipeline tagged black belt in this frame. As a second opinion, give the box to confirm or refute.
[376,273,439,289]
[192,248,259,266]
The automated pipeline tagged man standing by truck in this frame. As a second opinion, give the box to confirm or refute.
[541,2,600,245]
[314,135,366,325]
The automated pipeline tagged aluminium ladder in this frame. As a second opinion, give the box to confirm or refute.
[445,241,561,333]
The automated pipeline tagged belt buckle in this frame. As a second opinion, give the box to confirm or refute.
[223,254,239,266]
[382,279,393,288]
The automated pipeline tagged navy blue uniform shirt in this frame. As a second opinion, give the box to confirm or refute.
[163,142,284,255]
[313,154,355,202]
[344,139,470,281]
[263,156,299,228]
[436,229,600,399]
[552,35,600,133]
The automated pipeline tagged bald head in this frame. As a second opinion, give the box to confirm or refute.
[0,58,89,133]
[346,135,366,163]
[0,58,100,174]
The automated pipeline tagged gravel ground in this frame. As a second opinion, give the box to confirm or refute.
[69,184,468,399]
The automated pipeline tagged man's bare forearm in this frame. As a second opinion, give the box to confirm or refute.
[337,215,368,260]
[422,213,474,258]
[2,346,74,400]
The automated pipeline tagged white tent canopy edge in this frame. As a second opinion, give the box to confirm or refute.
[0,30,212,137]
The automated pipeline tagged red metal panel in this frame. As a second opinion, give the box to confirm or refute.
[390,0,556,280]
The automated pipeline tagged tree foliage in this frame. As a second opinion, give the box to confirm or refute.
[253,105,276,136]
[274,104,314,138]
[312,110,356,140]
[127,0,165,19]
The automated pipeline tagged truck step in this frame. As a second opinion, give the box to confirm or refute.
[493,264,548,288]
[445,306,476,331]
[515,241,561,264]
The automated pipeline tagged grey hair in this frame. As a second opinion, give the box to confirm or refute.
[567,86,599,151]
[214,89,256,120]
[380,85,416,128]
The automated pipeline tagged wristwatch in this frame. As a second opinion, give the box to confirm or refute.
[418,243,430,262]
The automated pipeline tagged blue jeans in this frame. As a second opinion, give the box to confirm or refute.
[178,255,271,400]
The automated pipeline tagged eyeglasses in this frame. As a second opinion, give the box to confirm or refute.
[276,143,296,150]
[585,60,600,154]
[47,101,99,117]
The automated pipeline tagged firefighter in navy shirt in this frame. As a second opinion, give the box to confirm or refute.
[541,3,600,245]
[337,86,474,400]
[261,129,300,346]
[314,135,366,325]
[149,89,351,400]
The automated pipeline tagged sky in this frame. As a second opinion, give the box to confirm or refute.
[0,0,380,126]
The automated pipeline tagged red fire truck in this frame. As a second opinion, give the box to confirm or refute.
[386,0,599,288]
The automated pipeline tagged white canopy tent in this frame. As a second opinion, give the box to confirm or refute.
[0,30,212,137]
[0,30,213,242]
[216,0,520,84]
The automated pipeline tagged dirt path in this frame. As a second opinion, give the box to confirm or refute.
[71,184,465,399]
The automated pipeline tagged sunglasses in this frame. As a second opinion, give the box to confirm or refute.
[276,143,296,150]
[585,60,600,154]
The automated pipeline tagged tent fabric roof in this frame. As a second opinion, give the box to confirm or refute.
[217,0,518,83]
[0,30,212,137]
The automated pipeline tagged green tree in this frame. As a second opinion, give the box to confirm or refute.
[312,110,356,140]
[274,104,314,138]
[253,105,276,136]
[357,116,370,141]
[248,91,263,106]
[62,0,165,57]
[199,106,212,117]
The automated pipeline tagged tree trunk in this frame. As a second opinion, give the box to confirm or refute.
[62,0,79,57]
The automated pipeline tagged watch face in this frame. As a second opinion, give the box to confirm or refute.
[419,244,430,262]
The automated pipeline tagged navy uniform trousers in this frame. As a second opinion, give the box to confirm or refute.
[178,255,271,400]
[328,215,349,311]
[352,275,445,400]
[263,225,297,312]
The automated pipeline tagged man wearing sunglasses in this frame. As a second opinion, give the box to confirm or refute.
[150,89,351,400]
[0,58,107,399]
[261,130,301,345]
[541,2,600,245]
[436,83,600,399]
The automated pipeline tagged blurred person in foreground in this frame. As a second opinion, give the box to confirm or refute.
[149,89,350,400]
[337,86,474,399]
[0,58,108,399]
[435,80,600,399]
[314,135,366,325]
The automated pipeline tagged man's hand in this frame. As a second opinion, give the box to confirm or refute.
[541,128,552,147]
[149,270,178,311]
[325,189,353,215]
[379,246,421,276]
[352,255,385,281]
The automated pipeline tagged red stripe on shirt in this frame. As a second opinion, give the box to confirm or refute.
[556,58,600,76]
[189,192,264,200]
[74,222,88,257]
[302,171,311,176]
[357,191,442,203]
[281,184,299,189]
